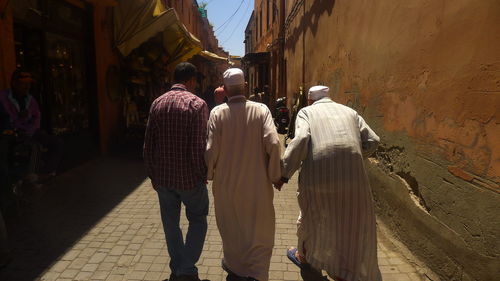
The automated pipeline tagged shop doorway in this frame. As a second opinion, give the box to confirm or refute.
[12,0,99,170]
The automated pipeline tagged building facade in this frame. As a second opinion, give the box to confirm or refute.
[243,0,285,104]
[0,0,228,161]
[278,0,500,280]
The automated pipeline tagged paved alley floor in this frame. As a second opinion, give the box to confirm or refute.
[1,158,434,281]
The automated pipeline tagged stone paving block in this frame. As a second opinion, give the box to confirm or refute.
[134,262,152,271]
[105,236,121,243]
[109,245,127,256]
[97,262,115,271]
[127,270,147,280]
[117,255,134,267]
[59,268,79,279]
[68,257,90,270]
[389,257,406,265]
[283,271,301,280]
[74,271,93,280]
[399,263,419,273]
[408,272,427,281]
[269,270,284,280]
[144,271,164,280]
[100,242,116,249]
[202,258,221,266]
[88,252,107,264]
[51,260,71,273]
[81,263,99,272]
[139,255,156,263]
[208,266,222,274]
[378,257,390,265]
[9,166,434,281]
[60,249,81,261]
[149,263,166,272]
[39,271,60,281]
[384,273,412,281]
[103,255,120,263]
[79,247,98,258]
[380,265,399,274]
[88,241,103,248]
[105,274,125,281]
[141,248,162,256]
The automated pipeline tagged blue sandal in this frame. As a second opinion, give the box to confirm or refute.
[286,247,305,269]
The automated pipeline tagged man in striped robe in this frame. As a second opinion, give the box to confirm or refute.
[277,85,382,281]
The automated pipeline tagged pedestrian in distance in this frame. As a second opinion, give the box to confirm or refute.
[213,85,227,106]
[144,62,209,281]
[275,85,382,281]
[205,68,282,281]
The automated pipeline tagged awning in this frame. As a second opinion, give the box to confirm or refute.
[114,0,203,64]
[199,50,228,62]
[114,0,176,56]
[242,52,270,64]
[162,15,203,66]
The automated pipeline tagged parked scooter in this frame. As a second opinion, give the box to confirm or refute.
[274,97,290,135]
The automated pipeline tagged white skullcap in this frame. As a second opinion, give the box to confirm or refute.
[223,68,245,86]
[308,85,330,100]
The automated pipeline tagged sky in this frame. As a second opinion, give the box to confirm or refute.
[201,0,254,56]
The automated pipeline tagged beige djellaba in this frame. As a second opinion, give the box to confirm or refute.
[282,98,382,281]
[205,97,281,281]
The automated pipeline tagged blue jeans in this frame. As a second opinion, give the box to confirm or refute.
[156,184,209,276]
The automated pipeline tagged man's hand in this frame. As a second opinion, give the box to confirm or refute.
[273,180,285,191]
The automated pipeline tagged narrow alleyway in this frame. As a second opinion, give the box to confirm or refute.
[1,158,433,281]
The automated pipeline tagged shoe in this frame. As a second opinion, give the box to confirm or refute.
[287,247,306,269]
[164,273,177,281]
[176,274,202,281]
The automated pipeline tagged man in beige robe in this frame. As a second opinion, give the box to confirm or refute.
[276,86,382,281]
[205,68,281,281]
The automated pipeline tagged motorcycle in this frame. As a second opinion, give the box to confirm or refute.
[274,97,290,135]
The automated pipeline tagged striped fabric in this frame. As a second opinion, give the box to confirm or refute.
[282,98,382,281]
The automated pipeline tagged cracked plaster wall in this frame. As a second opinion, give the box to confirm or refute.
[284,0,500,280]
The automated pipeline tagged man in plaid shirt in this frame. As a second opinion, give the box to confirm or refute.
[144,62,209,281]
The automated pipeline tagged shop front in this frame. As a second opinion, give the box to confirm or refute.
[243,52,270,98]
[9,0,99,169]
[113,0,228,139]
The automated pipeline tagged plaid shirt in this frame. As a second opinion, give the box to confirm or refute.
[144,84,208,190]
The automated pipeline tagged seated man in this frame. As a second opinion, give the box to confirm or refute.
[0,70,63,180]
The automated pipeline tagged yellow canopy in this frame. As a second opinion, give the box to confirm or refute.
[162,12,203,66]
[199,50,228,62]
[114,0,203,64]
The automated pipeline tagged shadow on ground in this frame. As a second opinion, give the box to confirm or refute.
[0,158,147,281]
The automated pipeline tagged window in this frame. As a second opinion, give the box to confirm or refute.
[273,1,277,23]
[259,8,262,37]
[255,15,259,40]
[267,0,270,29]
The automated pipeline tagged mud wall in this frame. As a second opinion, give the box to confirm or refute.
[0,6,17,89]
[92,4,122,154]
[283,0,500,280]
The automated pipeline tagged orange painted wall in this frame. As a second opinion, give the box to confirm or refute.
[253,0,280,53]
[92,4,122,154]
[283,0,500,279]
[285,0,499,185]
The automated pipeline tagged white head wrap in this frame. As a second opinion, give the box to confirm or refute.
[223,68,245,86]
[308,85,330,100]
